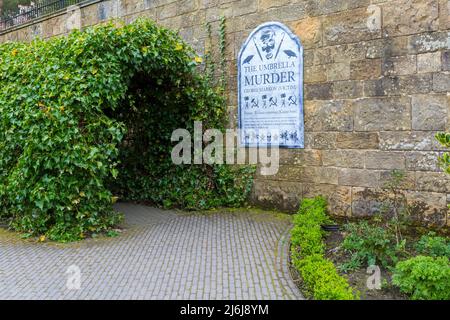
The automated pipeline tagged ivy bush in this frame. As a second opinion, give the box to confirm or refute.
[0,19,254,241]
[392,255,450,300]
[290,197,358,300]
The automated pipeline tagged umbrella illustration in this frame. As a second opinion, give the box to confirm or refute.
[284,50,297,58]
[242,55,254,64]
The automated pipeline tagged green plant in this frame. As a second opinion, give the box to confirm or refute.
[415,232,450,258]
[392,255,450,300]
[0,19,254,242]
[291,196,331,257]
[340,221,406,271]
[290,196,358,300]
[436,132,450,175]
[295,254,356,300]
[377,169,413,245]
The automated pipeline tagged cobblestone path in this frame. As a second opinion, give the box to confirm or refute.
[0,203,303,300]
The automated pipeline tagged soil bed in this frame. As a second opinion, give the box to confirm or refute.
[323,230,407,300]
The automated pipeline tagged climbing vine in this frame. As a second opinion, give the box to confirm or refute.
[0,19,254,242]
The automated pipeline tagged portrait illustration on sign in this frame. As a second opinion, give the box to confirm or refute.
[238,22,304,148]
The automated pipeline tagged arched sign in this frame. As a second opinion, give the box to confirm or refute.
[238,21,304,148]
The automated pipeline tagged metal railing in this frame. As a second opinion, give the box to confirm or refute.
[0,0,86,32]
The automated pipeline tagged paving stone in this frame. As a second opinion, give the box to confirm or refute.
[0,203,302,300]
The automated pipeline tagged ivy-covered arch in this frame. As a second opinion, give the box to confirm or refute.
[0,19,254,241]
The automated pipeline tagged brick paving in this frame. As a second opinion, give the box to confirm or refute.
[0,203,303,300]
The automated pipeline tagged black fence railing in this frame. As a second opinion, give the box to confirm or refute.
[0,0,87,32]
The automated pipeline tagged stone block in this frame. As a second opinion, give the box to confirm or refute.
[260,0,290,9]
[292,16,322,48]
[379,170,416,190]
[380,131,446,151]
[256,165,304,181]
[304,65,327,83]
[408,31,449,54]
[322,7,381,46]
[405,151,441,171]
[442,50,450,71]
[412,94,448,130]
[383,55,417,76]
[405,190,448,227]
[304,132,337,149]
[299,167,339,185]
[279,149,322,166]
[250,179,301,212]
[365,151,405,170]
[415,171,450,193]
[382,74,432,95]
[432,72,450,92]
[305,100,353,132]
[382,0,439,37]
[338,168,380,188]
[363,78,384,97]
[267,3,307,22]
[350,58,381,80]
[304,49,315,67]
[327,62,350,81]
[232,0,257,16]
[336,132,379,149]
[384,37,412,58]
[351,187,388,216]
[305,83,333,100]
[354,97,411,131]
[417,51,442,73]
[158,2,178,20]
[333,80,364,99]
[322,150,365,168]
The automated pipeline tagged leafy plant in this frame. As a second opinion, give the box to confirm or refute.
[290,196,358,300]
[340,221,406,271]
[377,169,412,245]
[436,132,450,175]
[415,232,450,258]
[392,255,450,300]
[0,19,254,242]
[296,254,356,300]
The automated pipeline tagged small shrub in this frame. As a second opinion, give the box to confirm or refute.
[290,196,358,300]
[297,254,356,300]
[415,232,450,259]
[340,221,405,271]
[291,196,331,257]
[392,255,450,300]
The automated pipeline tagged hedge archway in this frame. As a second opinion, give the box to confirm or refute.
[0,19,254,241]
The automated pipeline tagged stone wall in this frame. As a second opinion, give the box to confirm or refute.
[0,0,449,226]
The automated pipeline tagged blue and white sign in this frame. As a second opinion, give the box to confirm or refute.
[238,21,304,148]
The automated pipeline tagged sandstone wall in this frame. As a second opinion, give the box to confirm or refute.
[0,0,449,226]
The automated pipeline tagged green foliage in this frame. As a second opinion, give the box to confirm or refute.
[340,221,406,271]
[377,169,413,244]
[392,255,450,300]
[436,132,450,175]
[0,19,254,241]
[1,0,30,13]
[291,196,331,257]
[415,232,450,259]
[290,196,358,300]
[295,254,356,300]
